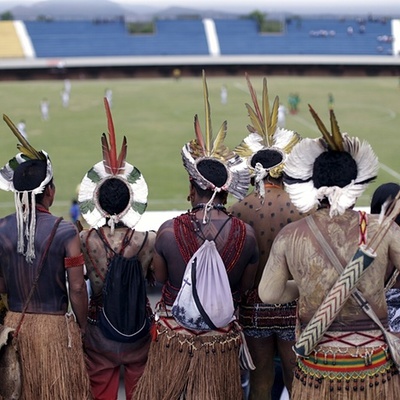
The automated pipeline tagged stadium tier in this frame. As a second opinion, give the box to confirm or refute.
[1,16,396,60]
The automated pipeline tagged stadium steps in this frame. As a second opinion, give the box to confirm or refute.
[0,21,25,58]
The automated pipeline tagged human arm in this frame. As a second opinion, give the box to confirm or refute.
[65,233,88,334]
[239,226,258,293]
[152,222,172,284]
[258,235,299,304]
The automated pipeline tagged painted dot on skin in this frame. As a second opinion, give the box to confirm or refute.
[271,213,275,218]
[260,213,264,219]
[286,202,291,207]
[290,210,294,214]
[271,227,275,232]
[280,208,284,212]
[287,218,293,224]
[260,231,265,236]
[280,223,285,228]
[249,205,254,209]
[236,212,242,218]
[268,202,272,206]
[244,202,249,206]
[261,250,266,256]
[249,221,254,227]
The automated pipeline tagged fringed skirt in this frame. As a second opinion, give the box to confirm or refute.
[5,311,91,400]
[133,315,243,400]
[292,345,400,400]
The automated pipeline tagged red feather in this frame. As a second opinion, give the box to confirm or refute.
[103,97,118,174]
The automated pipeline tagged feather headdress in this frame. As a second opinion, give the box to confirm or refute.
[182,70,250,201]
[234,74,301,198]
[78,98,148,232]
[0,114,53,263]
[283,105,379,216]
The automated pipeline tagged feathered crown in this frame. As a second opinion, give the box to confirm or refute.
[0,114,53,263]
[283,105,379,216]
[234,74,301,197]
[181,70,250,201]
[78,98,148,232]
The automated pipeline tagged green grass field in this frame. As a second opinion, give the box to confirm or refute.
[0,74,399,220]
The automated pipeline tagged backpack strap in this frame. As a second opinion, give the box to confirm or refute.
[213,217,231,242]
[134,231,148,257]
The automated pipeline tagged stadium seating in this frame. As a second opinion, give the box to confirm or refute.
[0,21,24,58]
[23,19,209,57]
[8,16,396,59]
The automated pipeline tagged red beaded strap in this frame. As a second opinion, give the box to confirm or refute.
[65,253,85,268]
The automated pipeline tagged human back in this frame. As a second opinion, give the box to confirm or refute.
[275,208,400,326]
[0,211,79,314]
[156,208,257,305]
[81,226,154,302]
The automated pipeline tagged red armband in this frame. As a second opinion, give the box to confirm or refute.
[65,253,85,268]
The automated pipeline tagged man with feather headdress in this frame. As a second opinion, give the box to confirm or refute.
[133,71,259,400]
[259,105,400,399]
[230,75,307,400]
[0,115,91,399]
[78,98,156,400]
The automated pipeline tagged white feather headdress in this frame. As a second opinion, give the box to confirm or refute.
[181,70,250,202]
[234,74,301,198]
[283,105,379,216]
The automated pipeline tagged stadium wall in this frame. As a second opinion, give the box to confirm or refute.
[0,54,400,81]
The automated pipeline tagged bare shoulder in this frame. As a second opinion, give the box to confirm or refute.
[156,218,175,237]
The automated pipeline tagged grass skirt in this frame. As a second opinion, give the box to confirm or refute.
[292,346,400,400]
[133,316,243,400]
[4,311,91,400]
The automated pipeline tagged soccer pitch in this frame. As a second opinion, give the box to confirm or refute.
[0,74,399,220]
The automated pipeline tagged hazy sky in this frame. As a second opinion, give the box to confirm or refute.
[10,0,400,15]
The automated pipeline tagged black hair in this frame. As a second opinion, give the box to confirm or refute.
[250,149,283,170]
[312,151,357,189]
[191,159,228,200]
[371,182,400,225]
[197,159,228,188]
[98,178,130,215]
[13,159,47,191]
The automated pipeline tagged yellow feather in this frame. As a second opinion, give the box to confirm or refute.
[3,114,44,160]
[246,103,264,137]
[269,96,279,142]
[330,109,344,151]
[202,70,212,156]
[212,120,227,158]
[308,105,337,150]
[245,73,263,121]
[262,78,270,144]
